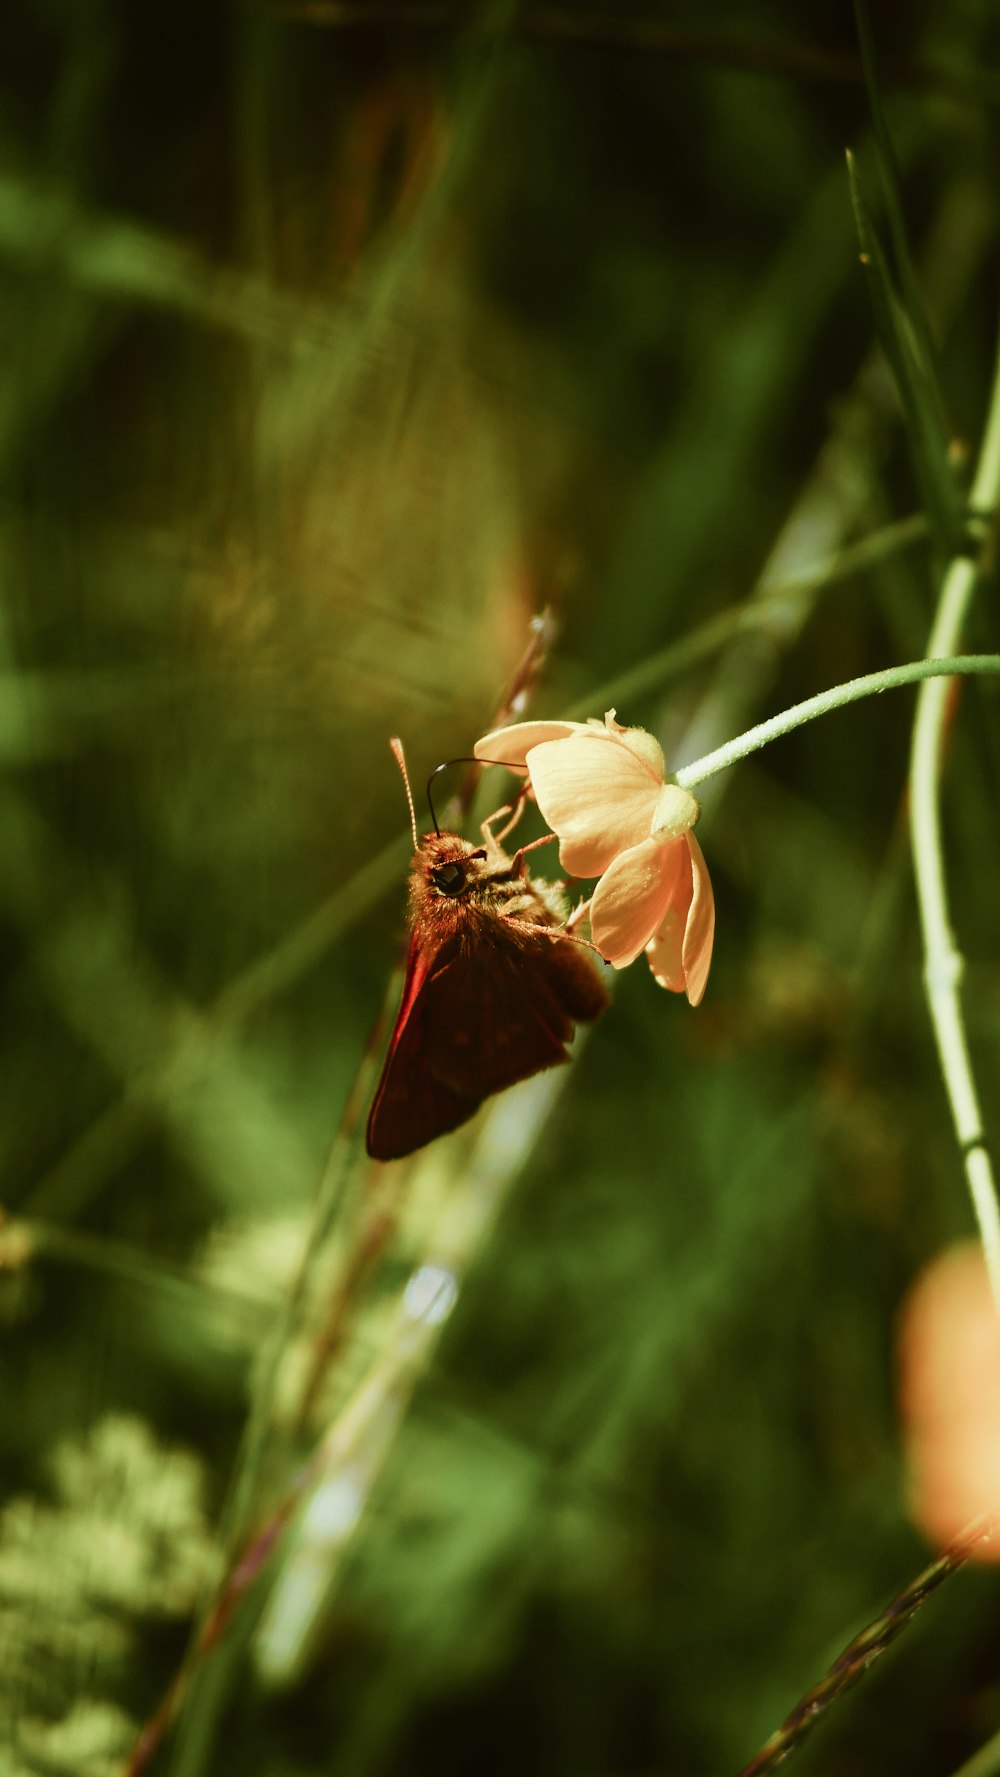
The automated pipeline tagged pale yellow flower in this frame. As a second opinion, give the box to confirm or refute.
[475,711,715,1004]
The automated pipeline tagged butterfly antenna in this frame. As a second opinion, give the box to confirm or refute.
[426,754,523,835]
[390,738,421,849]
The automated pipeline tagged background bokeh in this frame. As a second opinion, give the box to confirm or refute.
[2,3,1000,1774]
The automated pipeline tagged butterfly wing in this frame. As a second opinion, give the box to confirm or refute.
[365,919,608,1161]
[365,934,481,1161]
[431,919,607,1098]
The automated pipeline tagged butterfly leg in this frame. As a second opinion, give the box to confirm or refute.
[501,910,607,962]
[509,832,557,874]
[559,898,606,957]
[482,790,530,845]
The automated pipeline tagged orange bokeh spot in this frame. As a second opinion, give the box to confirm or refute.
[899,1243,1000,1556]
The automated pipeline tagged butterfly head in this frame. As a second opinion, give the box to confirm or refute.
[420,833,489,899]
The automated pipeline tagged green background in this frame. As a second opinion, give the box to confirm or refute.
[2,3,999,1773]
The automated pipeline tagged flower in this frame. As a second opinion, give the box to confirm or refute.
[898,1243,1000,1559]
[475,711,714,1004]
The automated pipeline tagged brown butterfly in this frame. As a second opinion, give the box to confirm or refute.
[365,741,609,1161]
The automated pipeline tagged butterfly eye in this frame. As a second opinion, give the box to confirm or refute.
[432,861,467,896]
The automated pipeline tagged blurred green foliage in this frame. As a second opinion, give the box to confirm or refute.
[2,2,1000,1774]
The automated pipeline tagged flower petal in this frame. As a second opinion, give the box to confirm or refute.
[473,720,586,773]
[613,724,666,775]
[528,733,663,876]
[681,832,714,1005]
[590,836,689,967]
[645,833,714,1003]
[643,898,688,995]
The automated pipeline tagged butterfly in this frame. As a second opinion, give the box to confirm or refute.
[365,743,609,1161]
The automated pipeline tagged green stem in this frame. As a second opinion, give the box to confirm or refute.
[575,513,929,721]
[673,655,1000,789]
[908,325,1000,1305]
[949,1724,1000,1777]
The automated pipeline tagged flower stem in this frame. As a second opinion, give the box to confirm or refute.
[908,323,1000,1306]
[673,654,1000,789]
[578,512,929,720]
